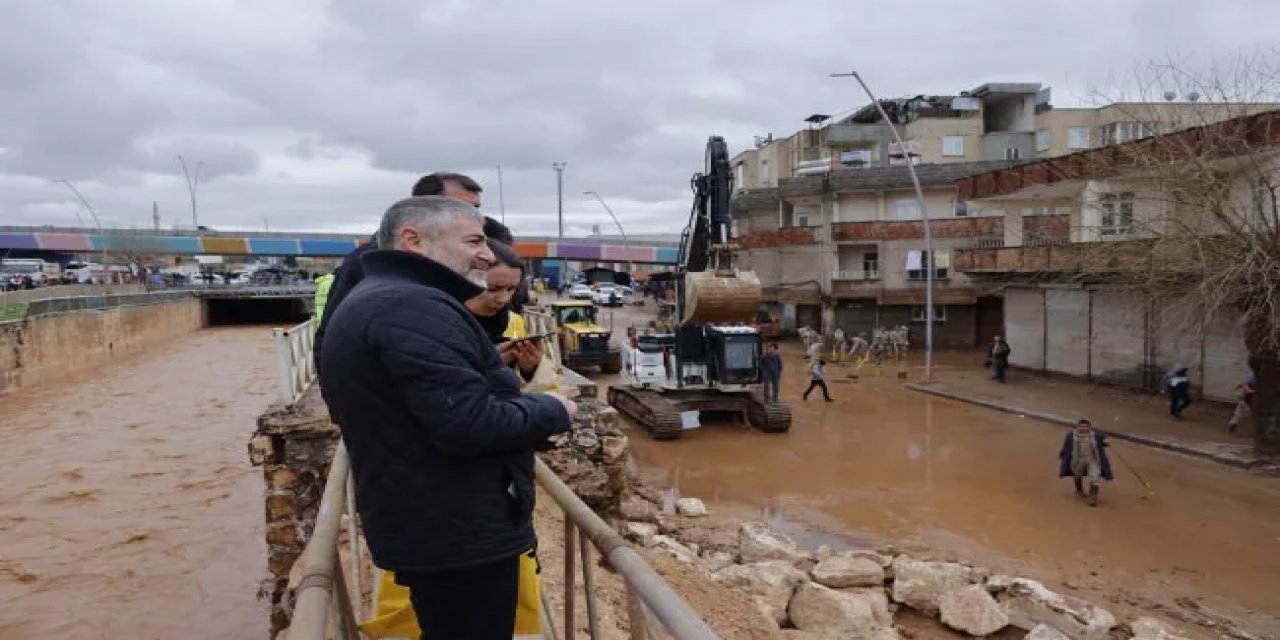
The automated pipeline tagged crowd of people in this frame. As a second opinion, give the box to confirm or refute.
[314,172,575,639]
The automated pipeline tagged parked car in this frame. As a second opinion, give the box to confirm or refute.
[592,285,629,307]
[569,284,593,300]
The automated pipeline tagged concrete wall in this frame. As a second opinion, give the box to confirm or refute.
[903,117,984,164]
[0,298,206,393]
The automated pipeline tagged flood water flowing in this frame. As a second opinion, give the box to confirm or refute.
[0,326,276,639]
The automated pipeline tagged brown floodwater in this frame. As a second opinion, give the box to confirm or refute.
[0,327,276,639]
[601,304,1280,633]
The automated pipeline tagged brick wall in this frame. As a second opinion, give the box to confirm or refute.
[1022,214,1070,240]
[831,217,1002,241]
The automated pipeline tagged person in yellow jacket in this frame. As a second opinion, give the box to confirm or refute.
[313,272,335,324]
[360,240,555,640]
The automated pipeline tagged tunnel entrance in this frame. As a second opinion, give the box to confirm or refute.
[204,298,312,326]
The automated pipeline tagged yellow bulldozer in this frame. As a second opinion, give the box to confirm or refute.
[547,300,623,374]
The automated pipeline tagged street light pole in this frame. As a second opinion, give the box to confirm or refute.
[496,165,507,224]
[583,191,631,271]
[831,70,935,380]
[51,178,108,278]
[553,162,567,239]
[178,155,203,229]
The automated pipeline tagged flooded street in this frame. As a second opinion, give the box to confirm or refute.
[0,327,276,639]
[594,302,1280,631]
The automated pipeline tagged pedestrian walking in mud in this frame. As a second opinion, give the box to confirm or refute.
[1058,419,1113,507]
[761,342,783,403]
[803,357,832,402]
[1228,374,1255,435]
[987,335,1011,383]
[1166,365,1193,420]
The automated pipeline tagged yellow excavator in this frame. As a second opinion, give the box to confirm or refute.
[607,136,792,439]
[547,300,623,374]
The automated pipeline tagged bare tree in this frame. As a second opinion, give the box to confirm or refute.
[1000,54,1280,453]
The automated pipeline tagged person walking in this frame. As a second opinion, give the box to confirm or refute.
[1058,419,1114,506]
[321,196,576,639]
[803,357,832,402]
[1166,365,1193,420]
[761,342,783,404]
[989,335,1011,383]
[1228,374,1256,435]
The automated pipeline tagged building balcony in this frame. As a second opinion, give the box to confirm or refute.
[832,269,880,281]
[832,217,1002,242]
[954,241,1152,273]
[738,227,818,249]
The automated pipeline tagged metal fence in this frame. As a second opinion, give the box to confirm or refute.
[287,442,719,640]
[1,290,195,324]
[273,318,317,405]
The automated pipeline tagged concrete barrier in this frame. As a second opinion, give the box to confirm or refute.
[0,297,205,394]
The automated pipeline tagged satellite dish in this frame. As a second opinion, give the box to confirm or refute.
[1187,91,1201,102]
[1163,91,1177,102]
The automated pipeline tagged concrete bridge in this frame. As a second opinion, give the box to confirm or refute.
[0,226,680,264]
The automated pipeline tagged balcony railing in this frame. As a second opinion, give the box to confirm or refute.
[832,269,880,281]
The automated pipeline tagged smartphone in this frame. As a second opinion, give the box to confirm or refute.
[506,332,555,346]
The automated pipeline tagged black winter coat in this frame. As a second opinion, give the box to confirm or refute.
[320,249,571,573]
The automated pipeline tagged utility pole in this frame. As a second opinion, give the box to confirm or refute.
[553,162,567,239]
[831,70,935,380]
[496,165,507,224]
[178,155,203,229]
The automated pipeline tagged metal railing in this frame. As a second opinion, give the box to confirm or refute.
[831,269,880,281]
[1,290,195,324]
[274,318,317,405]
[287,443,719,640]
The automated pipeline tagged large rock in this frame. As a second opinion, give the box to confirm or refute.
[739,521,809,565]
[788,582,899,639]
[848,550,893,567]
[713,560,807,626]
[842,587,893,628]
[999,578,1115,640]
[649,535,699,564]
[701,550,736,573]
[1129,617,1191,640]
[619,495,658,523]
[939,584,1010,636]
[623,521,658,547]
[890,556,973,613]
[811,554,886,588]
[675,497,708,517]
[1025,624,1072,640]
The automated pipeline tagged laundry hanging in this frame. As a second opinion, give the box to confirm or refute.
[905,250,923,271]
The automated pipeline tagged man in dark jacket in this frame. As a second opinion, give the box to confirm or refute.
[314,172,488,373]
[761,342,783,403]
[320,195,576,639]
[1058,419,1113,507]
[989,335,1012,383]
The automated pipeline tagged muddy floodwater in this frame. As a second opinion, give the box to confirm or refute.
[595,303,1280,633]
[0,327,276,639]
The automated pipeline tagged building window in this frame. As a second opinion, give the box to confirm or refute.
[953,200,969,217]
[863,252,879,277]
[1004,147,1022,160]
[942,136,965,157]
[1253,179,1276,226]
[1101,122,1155,146]
[1098,192,1134,235]
[1035,129,1050,151]
[734,163,745,190]
[1068,127,1090,149]
[759,159,770,184]
[906,250,950,280]
[794,213,811,227]
[911,305,947,323]
[894,199,920,220]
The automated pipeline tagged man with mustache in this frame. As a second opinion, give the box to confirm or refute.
[320,195,576,639]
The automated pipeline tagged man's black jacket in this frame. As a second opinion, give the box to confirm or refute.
[314,241,375,373]
[319,249,570,572]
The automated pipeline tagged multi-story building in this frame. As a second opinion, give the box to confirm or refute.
[730,81,1279,345]
[950,109,1279,400]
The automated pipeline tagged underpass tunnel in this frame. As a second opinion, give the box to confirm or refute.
[204,298,312,326]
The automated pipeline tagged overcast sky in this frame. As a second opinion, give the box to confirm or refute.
[0,0,1275,237]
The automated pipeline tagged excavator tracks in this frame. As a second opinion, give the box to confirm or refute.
[608,386,684,440]
[747,400,792,433]
[608,385,793,440]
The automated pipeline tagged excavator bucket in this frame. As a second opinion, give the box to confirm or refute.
[682,270,763,324]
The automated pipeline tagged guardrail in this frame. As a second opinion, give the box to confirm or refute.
[287,442,719,640]
[1,290,196,324]
[273,318,317,405]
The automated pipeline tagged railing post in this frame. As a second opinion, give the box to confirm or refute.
[564,518,577,640]
[579,528,600,639]
[273,328,293,405]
